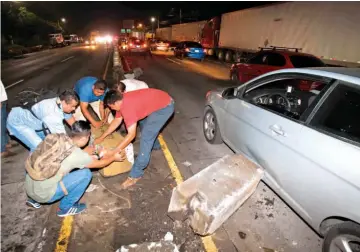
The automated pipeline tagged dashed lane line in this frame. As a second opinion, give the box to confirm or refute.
[166,57,182,65]
[60,56,75,63]
[158,134,218,252]
[5,79,24,89]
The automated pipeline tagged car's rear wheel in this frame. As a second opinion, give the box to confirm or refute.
[323,222,360,252]
[203,107,223,144]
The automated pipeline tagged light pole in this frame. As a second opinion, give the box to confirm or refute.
[58,17,66,32]
[151,17,155,38]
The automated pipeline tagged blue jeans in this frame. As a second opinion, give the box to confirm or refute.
[138,118,161,150]
[1,102,9,152]
[7,107,45,152]
[130,101,175,178]
[48,169,92,211]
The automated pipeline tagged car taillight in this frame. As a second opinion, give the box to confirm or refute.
[165,43,169,47]
[185,48,190,52]
[203,49,206,53]
[129,43,133,47]
[143,44,147,48]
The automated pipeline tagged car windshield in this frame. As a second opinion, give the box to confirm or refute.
[290,55,326,68]
[186,42,202,48]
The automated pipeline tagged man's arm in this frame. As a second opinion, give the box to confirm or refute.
[94,116,123,144]
[114,123,137,153]
[99,101,105,122]
[80,102,101,128]
[86,152,125,169]
[43,116,67,134]
[65,116,76,127]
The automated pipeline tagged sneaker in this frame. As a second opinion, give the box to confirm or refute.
[57,203,87,217]
[26,198,42,209]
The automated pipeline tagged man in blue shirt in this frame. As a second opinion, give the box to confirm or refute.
[7,90,79,152]
[73,77,113,128]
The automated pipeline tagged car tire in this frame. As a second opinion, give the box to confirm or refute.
[322,221,360,252]
[203,107,223,144]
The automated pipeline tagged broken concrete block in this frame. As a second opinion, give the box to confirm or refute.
[116,232,179,252]
[168,154,264,236]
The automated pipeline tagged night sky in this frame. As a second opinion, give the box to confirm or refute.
[24,1,271,36]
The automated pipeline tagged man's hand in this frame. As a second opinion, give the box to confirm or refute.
[92,121,102,129]
[114,152,127,162]
[94,137,105,145]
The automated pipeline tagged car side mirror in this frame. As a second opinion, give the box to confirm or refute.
[222,87,237,99]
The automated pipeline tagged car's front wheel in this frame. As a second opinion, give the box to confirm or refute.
[203,107,223,144]
[323,222,360,252]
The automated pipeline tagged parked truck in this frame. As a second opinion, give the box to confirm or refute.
[200,2,360,67]
[158,2,360,67]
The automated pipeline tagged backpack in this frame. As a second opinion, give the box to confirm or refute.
[25,133,76,181]
[17,88,59,110]
[16,88,59,136]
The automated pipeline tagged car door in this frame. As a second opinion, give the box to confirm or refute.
[223,73,332,220]
[287,82,360,227]
[174,42,182,56]
[240,52,269,82]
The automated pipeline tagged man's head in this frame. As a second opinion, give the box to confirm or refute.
[104,90,123,111]
[69,120,91,147]
[110,81,126,94]
[92,79,107,97]
[59,90,80,113]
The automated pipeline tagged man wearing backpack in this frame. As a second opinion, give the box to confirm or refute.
[73,77,113,128]
[25,121,125,217]
[7,90,79,152]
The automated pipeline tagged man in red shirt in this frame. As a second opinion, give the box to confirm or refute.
[95,88,174,188]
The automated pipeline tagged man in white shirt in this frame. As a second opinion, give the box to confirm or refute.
[7,90,79,152]
[111,78,148,93]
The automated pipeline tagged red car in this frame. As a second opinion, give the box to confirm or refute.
[230,47,326,84]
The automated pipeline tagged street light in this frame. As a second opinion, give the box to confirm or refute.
[150,17,156,38]
[137,23,143,28]
[61,17,66,23]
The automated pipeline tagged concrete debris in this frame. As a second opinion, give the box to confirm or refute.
[168,154,264,235]
[182,161,192,167]
[86,184,99,193]
[116,232,179,252]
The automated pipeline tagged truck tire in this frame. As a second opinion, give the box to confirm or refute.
[225,51,233,62]
[218,50,225,61]
[322,221,360,252]
[208,48,215,56]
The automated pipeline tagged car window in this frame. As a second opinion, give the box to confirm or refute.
[247,53,267,65]
[266,53,286,67]
[185,42,202,48]
[290,55,326,68]
[309,83,360,145]
[243,76,328,121]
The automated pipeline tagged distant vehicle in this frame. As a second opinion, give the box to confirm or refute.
[69,34,79,43]
[63,35,71,46]
[48,33,65,48]
[174,41,205,60]
[204,67,360,252]
[230,47,326,83]
[90,30,100,45]
[150,39,170,51]
[169,41,179,51]
[127,38,150,57]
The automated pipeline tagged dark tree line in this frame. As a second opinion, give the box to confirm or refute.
[1,2,61,47]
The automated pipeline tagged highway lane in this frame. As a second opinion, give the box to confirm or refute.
[1,44,110,252]
[125,52,322,252]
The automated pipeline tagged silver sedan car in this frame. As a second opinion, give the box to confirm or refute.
[203,68,360,252]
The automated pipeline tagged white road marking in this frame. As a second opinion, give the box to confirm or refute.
[61,56,75,63]
[5,79,24,89]
[166,57,182,65]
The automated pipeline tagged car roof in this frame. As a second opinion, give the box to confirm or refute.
[248,67,360,86]
[258,50,317,58]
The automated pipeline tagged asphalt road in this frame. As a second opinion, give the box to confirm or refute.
[1,47,322,252]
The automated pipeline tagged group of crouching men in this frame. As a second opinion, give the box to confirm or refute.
[6,76,174,217]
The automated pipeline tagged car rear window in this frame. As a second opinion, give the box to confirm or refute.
[290,55,326,68]
[133,40,144,45]
[185,42,202,48]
